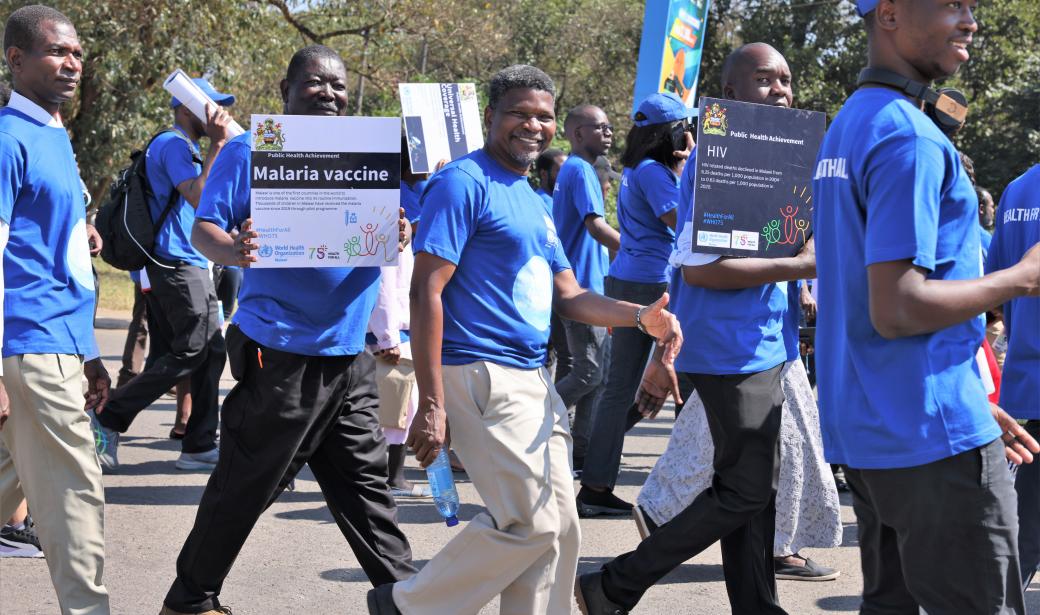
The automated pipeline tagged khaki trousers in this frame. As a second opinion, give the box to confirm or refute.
[0,354,110,615]
[394,362,580,615]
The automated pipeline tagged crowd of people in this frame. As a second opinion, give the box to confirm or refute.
[0,1,1037,615]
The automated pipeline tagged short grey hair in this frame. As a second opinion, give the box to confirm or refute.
[488,65,555,109]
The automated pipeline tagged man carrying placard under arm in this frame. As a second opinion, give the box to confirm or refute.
[159,44,415,615]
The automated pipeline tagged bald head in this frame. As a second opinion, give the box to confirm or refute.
[720,42,792,108]
[564,104,612,160]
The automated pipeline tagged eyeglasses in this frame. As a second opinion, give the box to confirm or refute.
[579,123,614,134]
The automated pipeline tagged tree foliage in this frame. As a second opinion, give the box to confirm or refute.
[0,0,1035,200]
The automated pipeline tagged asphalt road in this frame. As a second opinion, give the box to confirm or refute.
[2,311,1037,614]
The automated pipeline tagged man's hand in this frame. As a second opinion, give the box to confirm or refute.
[992,403,1039,464]
[406,401,448,468]
[635,355,682,419]
[1013,241,1040,297]
[672,131,694,161]
[0,380,10,431]
[374,346,401,366]
[398,207,411,252]
[234,218,260,267]
[83,358,111,414]
[639,293,684,364]
[800,282,817,323]
[86,223,103,256]
[204,103,234,145]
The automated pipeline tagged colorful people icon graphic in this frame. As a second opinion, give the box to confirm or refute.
[780,204,799,244]
[761,219,782,251]
[360,223,377,255]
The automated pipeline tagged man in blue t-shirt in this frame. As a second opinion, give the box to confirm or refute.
[986,164,1040,590]
[812,2,1040,612]
[159,46,415,615]
[534,147,565,207]
[369,65,681,615]
[552,104,619,473]
[580,43,818,614]
[92,77,236,472]
[0,6,111,612]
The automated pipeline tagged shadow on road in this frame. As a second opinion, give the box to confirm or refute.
[815,595,860,611]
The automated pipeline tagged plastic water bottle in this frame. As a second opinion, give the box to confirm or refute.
[426,449,460,527]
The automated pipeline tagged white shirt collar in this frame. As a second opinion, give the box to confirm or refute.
[7,91,64,128]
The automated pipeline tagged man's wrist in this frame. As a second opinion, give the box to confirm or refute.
[635,305,651,336]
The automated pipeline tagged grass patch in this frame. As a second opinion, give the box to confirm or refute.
[94,259,136,312]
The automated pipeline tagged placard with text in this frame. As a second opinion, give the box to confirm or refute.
[250,114,401,268]
[691,97,825,258]
[399,83,483,174]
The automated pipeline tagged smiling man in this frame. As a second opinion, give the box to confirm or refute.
[367,65,682,615]
[813,1,1040,613]
[0,5,111,614]
[159,45,415,615]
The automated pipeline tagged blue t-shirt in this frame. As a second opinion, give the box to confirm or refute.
[196,133,379,356]
[0,106,97,358]
[610,159,677,284]
[552,155,609,294]
[414,149,571,369]
[146,129,207,268]
[783,281,801,362]
[813,87,996,469]
[978,225,992,260]
[670,154,788,375]
[401,179,424,223]
[985,164,1040,420]
[535,187,552,208]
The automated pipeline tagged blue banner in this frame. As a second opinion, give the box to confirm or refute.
[632,0,711,115]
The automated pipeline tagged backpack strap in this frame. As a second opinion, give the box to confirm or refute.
[143,129,200,241]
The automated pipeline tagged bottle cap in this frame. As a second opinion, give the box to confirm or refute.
[445,515,459,527]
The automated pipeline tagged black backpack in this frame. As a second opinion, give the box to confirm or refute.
[95,130,180,271]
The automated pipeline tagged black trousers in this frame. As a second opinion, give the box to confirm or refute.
[846,438,1024,615]
[163,326,416,612]
[601,363,787,614]
[98,262,225,454]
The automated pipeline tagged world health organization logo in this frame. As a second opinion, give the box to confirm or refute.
[259,245,273,258]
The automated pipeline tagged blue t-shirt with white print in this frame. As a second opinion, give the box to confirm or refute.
[986,164,1040,420]
[813,87,996,469]
[195,133,379,356]
[0,104,97,358]
[414,149,571,369]
[552,155,608,294]
[609,159,677,284]
[146,129,207,268]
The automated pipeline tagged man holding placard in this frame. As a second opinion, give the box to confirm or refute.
[159,45,415,615]
[93,77,235,472]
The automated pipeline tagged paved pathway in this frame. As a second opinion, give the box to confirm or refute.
[2,311,1037,613]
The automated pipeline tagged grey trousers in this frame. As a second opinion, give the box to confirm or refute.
[846,438,1025,615]
[1016,420,1039,588]
[554,317,610,460]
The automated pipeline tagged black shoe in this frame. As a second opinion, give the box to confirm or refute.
[774,555,840,581]
[577,486,633,518]
[632,505,659,540]
[575,572,628,615]
[366,583,401,615]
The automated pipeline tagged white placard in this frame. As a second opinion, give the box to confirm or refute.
[398,82,483,174]
[163,69,245,137]
[249,114,401,268]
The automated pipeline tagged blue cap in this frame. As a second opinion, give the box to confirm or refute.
[856,0,879,16]
[445,515,459,527]
[170,77,236,109]
[633,92,691,127]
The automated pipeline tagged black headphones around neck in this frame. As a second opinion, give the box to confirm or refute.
[856,67,969,136]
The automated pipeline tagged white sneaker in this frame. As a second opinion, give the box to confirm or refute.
[175,448,220,471]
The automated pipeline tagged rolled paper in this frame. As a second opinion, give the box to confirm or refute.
[162,69,245,137]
